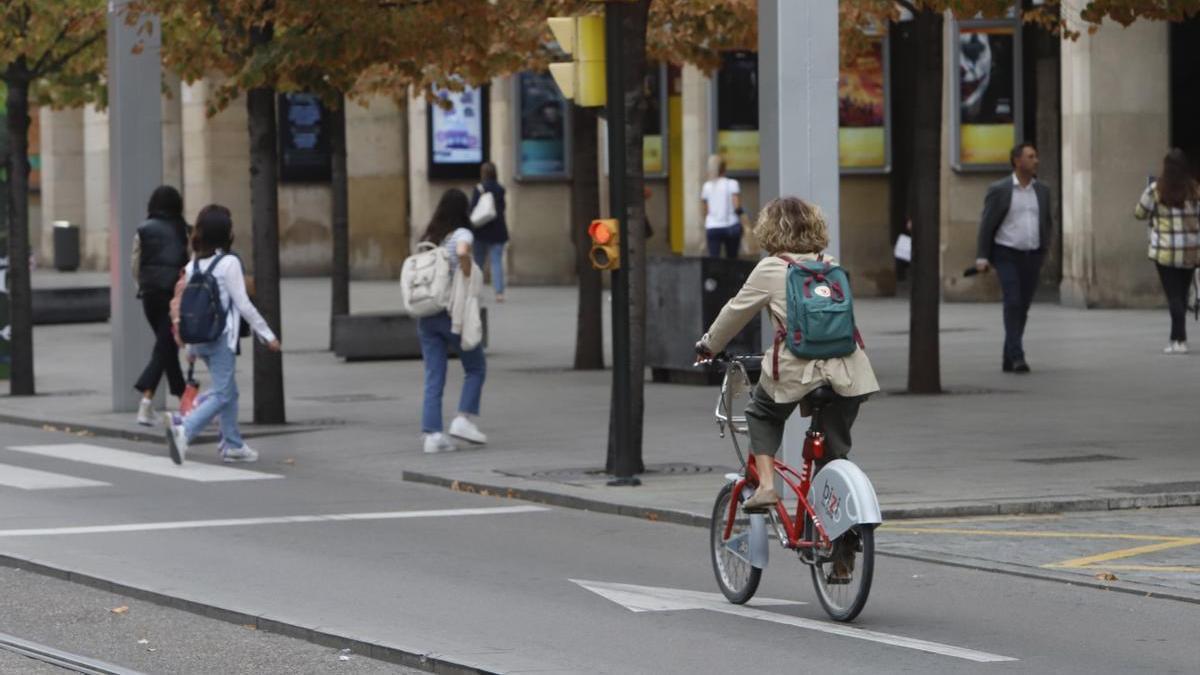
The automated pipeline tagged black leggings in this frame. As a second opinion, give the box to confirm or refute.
[134,290,185,397]
[1155,264,1196,343]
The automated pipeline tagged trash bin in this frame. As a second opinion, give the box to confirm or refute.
[647,255,760,384]
[53,220,80,272]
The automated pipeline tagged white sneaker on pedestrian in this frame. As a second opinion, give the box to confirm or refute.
[423,432,458,454]
[164,412,188,465]
[449,415,487,445]
[221,443,259,463]
[136,399,155,427]
[1175,341,1189,354]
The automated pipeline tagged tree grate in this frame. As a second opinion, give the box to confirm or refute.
[1017,454,1129,465]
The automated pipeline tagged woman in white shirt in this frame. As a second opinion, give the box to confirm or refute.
[418,189,488,454]
[701,155,744,259]
[164,205,281,465]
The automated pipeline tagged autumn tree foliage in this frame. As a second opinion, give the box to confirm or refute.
[1,0,106,395]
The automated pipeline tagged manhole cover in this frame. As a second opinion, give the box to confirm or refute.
[501,462,730,482]
[1104,481,1200,494]
[286,418,348,427]
[297,393,396,403]
[37,389,99,397]
[1017,454,1129,465]
[883,387,1008,396]
[877,327,982,337]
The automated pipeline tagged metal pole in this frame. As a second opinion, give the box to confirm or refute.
[108,2,164,412]
[605,3,639,487]
[758,0,840,467]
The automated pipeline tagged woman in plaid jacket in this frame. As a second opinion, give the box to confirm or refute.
[1135,149,1200,354]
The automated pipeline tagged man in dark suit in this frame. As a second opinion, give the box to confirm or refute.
[975,143,1054,373]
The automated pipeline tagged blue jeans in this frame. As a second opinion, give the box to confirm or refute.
[706,224,742,259]
[473,242,506,295]
[417,311,486,433]
[992,245,1043,362]
[183,340,244,449]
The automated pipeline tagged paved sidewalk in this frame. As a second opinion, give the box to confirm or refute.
[8,273,1200,522]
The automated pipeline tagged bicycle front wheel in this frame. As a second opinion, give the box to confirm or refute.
[710,483,762,604]
[810,525,875,622]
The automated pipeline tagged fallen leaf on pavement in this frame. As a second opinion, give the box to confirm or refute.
[110,606,129,614]
[282,458,295,465]
[243,624,257,630]
[1094,572,1118,582]
[137,639,149,645]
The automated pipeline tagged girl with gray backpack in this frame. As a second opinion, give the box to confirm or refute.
[411,189,487,454]
[164,204,281,465]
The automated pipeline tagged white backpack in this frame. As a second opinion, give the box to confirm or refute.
[400,242,451,317]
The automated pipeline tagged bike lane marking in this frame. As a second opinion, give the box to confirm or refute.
[0,463,110,490]
[0,505,550,537]
[572,580,1018,663]
[7,444,282,482]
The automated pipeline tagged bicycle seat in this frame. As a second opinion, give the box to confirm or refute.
[803,385,838,410]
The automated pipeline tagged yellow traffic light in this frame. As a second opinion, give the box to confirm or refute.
[547,15,606,107]
[588,218,620,270]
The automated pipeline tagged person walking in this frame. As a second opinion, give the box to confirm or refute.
[164,205,281,465]
[701,154,744,259]
[132,186,190,426]
[975,142,1054,373]
[470,162,509,303]
[1135,148,1200,354]
[419,189,488,454]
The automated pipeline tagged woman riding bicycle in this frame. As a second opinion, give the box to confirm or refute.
[695,197,879,516]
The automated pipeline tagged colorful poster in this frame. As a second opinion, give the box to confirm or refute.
[277,93,331,183]
[716,51,759,173]
[431,86,485,165]
[643,64,664,175]
[517,72,567,178]
[958,26,1016,166]
[839,40,887,170]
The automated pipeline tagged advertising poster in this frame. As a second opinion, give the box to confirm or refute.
[278,93,331,183]
[716,51,759,174]
[643,64,664,175]
[430,86,485,166]
[517,72,567,179]
[839,40,887,171]
[958,25,1016,166]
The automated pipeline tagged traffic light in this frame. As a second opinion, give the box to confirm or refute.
[588,218,620,270]
[547,15,606,107]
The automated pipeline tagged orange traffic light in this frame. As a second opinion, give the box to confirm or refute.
[588,218,620,270]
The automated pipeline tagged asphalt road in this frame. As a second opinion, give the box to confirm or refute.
[0,422,1195,674]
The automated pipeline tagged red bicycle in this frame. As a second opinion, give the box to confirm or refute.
[705,354,882,622]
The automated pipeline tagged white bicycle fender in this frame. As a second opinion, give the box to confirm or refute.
[725,474,769,569]
[806,459,883,541]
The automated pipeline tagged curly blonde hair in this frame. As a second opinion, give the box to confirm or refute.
[752,197,829,254]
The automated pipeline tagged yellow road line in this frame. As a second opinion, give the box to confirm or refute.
[880,526,1194,543]
[1095,564,1200,573]
[1044,538,1200,569]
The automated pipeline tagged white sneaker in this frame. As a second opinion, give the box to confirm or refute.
[136,399,155,427]
[164,412,188,465]
[221,443,259,463]
[423,432,458,454]
[1175,341,1189,354]
[449,415,487,445]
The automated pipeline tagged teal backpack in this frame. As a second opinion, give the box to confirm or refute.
[774,255,863,367]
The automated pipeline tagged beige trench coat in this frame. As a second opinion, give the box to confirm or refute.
[700,253,880,405]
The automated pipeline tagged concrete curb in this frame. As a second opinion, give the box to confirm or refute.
[0,413,323,446]
[0,552,498,675]
[401,470,1200,526]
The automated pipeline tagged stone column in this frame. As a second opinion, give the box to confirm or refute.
[346,94,408,279]
[37,108,86,267]
[82,107,110,270]
[181,79,253,266]
[162,72,184,191]
[680,64,711,256]
[1061,21,1168,308]
[406,90,432,253]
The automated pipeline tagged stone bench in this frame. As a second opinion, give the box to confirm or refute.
[31,287,110,325]
[331,309,489,361]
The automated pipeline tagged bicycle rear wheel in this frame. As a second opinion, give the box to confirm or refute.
[710,483,762,604]
[810,525,874,622]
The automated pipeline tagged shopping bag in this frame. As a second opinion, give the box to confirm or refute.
[180,362,200,415]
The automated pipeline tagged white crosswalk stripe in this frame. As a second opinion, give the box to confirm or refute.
[0,463,110,490]
[6,443,282,483]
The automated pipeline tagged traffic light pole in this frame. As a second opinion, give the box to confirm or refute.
[604,2,639,487]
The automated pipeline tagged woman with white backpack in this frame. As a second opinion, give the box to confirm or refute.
[410,188,487,453]
[469,162,508,302]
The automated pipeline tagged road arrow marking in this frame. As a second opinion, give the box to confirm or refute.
[571,580,1017,664]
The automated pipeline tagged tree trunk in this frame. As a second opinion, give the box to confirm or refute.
[906,8,943,394]
[5,70,34,395]
[330,98,350,349]
[889,18,918,290]
[571,105,604,370]
[247,87,286,423]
